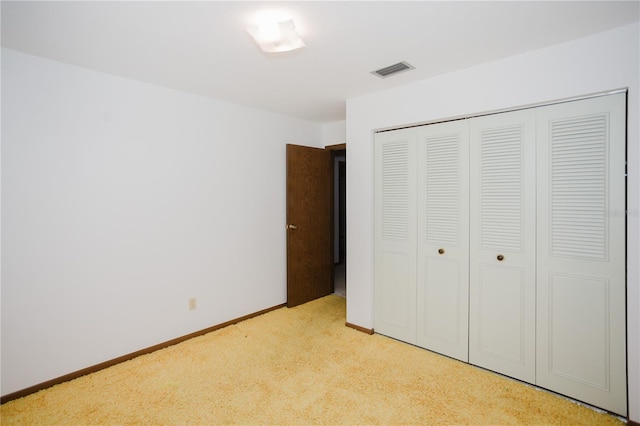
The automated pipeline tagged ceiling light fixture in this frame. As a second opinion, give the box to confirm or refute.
[246,12,305,53]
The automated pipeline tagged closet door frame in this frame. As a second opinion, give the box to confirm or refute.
[372,90,627,416]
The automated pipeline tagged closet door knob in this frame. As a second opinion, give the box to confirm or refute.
[286,224,298,230]
[438,248,445,255]
[497,254,505,261]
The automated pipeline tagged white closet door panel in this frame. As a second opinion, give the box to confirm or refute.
[377,249,414,335]
[374,129,417,344]
[416,120,469,362]
[469,109,536,384]
[536,93,626,416]
[420,256,463,343]
[476,264,527,363]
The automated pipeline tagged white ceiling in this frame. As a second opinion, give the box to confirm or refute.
[2,1,639,123]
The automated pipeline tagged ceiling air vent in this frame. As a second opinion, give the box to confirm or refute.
[371,61,415,78]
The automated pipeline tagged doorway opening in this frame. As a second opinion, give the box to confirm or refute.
[329,145,346,298]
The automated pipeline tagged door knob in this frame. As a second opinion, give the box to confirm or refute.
[438,248,445,255]
[286,224,298,230]
[497,254,505,261]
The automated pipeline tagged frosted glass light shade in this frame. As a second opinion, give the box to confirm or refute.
[247,19,305,53]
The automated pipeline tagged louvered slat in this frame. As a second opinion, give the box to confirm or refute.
[480,126,523,251]
[382,142,409,240]
[425,134,459,246]
[551,114,607,259]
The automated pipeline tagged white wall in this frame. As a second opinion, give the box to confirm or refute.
[322,120,346,147]
[346,23,640,421]
[0,48,322,396]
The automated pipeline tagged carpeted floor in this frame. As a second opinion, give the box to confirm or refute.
[0,295,624,425]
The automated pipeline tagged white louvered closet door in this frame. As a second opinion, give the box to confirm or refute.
[536,93,627,416]
[469,109,536,384]
[374,128,418,344]
[416,120,470,362]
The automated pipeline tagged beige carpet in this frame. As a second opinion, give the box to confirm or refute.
[0,295,623,425]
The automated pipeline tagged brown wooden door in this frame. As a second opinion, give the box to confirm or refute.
[286,144,333,307]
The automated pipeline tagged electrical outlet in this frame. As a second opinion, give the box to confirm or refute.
[189,297,197,311]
